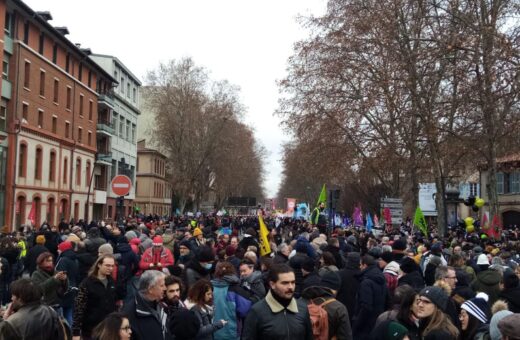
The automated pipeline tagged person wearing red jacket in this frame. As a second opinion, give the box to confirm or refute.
[138,236,174,274]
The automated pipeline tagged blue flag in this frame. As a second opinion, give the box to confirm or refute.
[366,213,374,232]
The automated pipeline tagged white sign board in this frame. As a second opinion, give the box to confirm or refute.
[381,197,404,225]
[419,183,437,216]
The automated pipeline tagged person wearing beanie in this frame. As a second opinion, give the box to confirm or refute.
[168,309,201,340]
[416,286,459,339]
[370,320,410,340]
[497,313,520,340]
[398,256,425,291]
[460,293,491,340]
[98,243,114,256]
[301,271,353,340]
[124,230,138,242]
[488,301,512,340]
[185,245,214,287]
[383,261,400,298]
[138,234,174,275]
[24,234,49,275]
[190,227,206,250]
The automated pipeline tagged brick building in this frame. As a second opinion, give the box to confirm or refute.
[0,1,115,230]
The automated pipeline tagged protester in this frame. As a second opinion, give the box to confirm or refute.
[163,275,186,314]
[239,259,266,301]
[92,312,132,340]
[31,251,68,311]
[415,286,459,339]
[188,279,227,340]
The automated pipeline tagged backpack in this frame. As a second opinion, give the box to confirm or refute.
[308,298,334,340]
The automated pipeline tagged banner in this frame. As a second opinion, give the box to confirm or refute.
[28,201,36,226]
[413,206,428,236]
[286,198,296,214]
[316,184,327,206]
[258,213,272,256]
[366,213,374,232]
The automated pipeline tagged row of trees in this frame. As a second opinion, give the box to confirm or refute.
[144,58,265,212]
[277,0,520,234]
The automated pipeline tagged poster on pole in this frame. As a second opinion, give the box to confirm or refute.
[419,183,437,216]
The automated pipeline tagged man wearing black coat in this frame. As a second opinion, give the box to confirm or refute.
[398,257,425,291]
[337,252,361,323]
[325,238,344,269]
[24,235,49,275]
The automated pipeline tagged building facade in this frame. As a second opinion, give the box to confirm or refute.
[135,139,171,216]
[89,54,140,222]
[0,2,114,230]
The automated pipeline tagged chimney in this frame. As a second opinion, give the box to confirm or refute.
[54,26,69,35]
[35,11,53,21]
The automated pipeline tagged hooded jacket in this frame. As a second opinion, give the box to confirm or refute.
[471,269,502,306]
[212,275,254,340]
[242,290,313,340]
[301,286,353,340]
[353,265,388,339]
[241,270,266,301]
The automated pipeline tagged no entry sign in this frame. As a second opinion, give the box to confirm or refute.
[111,175,132,196]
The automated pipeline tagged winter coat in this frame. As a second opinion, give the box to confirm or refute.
[23,244,49,275]
[353,265,388,339]
[0,302,60,340]
[398,270,425,291]
[242,290,314,340]
[72,275,120,337]
[302,286,353,340]
[336,266,361,323]
[75,250,96,283]
[83,236,106,254]
[272,253,289,264]
[191,304,224,340]
[123,292,172,340]
[471,269,502,306]
[31,268,67,306]
[184,260,211,287]
[238,235,259,251]
[289,252,311,297]
[55,248,80,308]
[115,242,140,281]
[302,271,322,291]
[42,231,61,257]
[319,265,339,277]
[138,246,174,274]
[241,270,266,301]
[211,275,254,340]
[499,286,520,313]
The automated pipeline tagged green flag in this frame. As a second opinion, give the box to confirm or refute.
[414,206,428,236]
[316,184,327,207]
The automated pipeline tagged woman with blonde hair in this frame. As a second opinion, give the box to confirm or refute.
[415,286,459,340]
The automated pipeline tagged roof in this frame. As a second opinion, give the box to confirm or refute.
[13,0,117,84]
[496,152,520,163]
[89,53,142,85]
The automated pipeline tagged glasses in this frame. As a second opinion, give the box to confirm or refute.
[416,298,433,305]
[121,326,131,332]
[446,276,457,279]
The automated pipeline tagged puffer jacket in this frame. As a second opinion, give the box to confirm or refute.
[301,286,353,340]
[471,269,502,306]
[212,275,254,340]
[353,265,388,339]
[242,290,313,340]
[191,304,225,340]
[241,270,266,301]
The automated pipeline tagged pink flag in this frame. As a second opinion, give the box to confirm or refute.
[27,201,36,225]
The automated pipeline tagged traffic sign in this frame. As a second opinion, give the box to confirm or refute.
[111,175,132,196]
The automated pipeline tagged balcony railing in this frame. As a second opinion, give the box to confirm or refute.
[96,152,112,164]
[97,121,115,135]
[98,93,115,109]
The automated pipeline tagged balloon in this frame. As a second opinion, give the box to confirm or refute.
[466,225,475,233]
[475,198,485,208]
[481,234,488,239]
[465,217,474,226]
[472,205,479,212]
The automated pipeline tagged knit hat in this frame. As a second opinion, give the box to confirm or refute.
[36,252,53,266]
[489,310,513,340]
[384,261,400,276]
[461,293,490,323]
[179,240,191,249]
[98,243,114,255]
[477,253,490,265]
[168,309,200,340]
[301,257,316,272]
[36,235,46,245]
[152,236,163,246]
[320,271,341,291]
[419,286,449,311]
[381,251,394,264]
[400,257,418,274]
[193,228,203,237]
[125,230,137,241]
[385,321,409,340]
[58,241,73,253]
[498,314,520,339]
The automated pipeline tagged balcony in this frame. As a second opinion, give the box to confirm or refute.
[98,93,115,109]
[1,79,12,100]
[97,121,115,136]
[3,35,13,54]
[95,152,112,166]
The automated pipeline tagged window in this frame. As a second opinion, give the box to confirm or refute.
[111,159,117,179]
[22,103,28,121]
[39,70,45,96]
[77,127,82,143]
[120,77,124,93]
[53,79,59,103]
[87,131,92,146]
[24,61,30,88]
[66,86,72,110]
[37,110,43,128]
[131,124,136,143]
[49,151,56,182]
[18,143,27,177]
[79,94,84,116]
[511,172,520,193]
[112,112,118,133]
[63,158,68,183]
[88,100,93,120]
[65,121,70,138]
[38,33,44,54]
[133,88,136,102]
[127,83,130,97]
[86,161,91,185]
[52,44,58,64]
[35,147,42,180]
[3,54,9,80]
[75,158,81,186]
[126,120,130,141]
[78,63,83,81]
[497,172,504,194]
[66,54,70,73]
[119,116,124,138]
[52,116,57,133]
[88,71,92,87]
[23,22,29,44]
[0,105,5,131]
[4,12,12,36]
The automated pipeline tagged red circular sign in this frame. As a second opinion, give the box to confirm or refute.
[111,175,132,196]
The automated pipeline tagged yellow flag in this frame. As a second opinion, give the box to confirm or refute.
[258,213,272,256]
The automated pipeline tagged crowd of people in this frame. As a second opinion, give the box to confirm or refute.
[0,214,519,340]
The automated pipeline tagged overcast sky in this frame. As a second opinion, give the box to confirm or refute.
[24,0,327,198]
